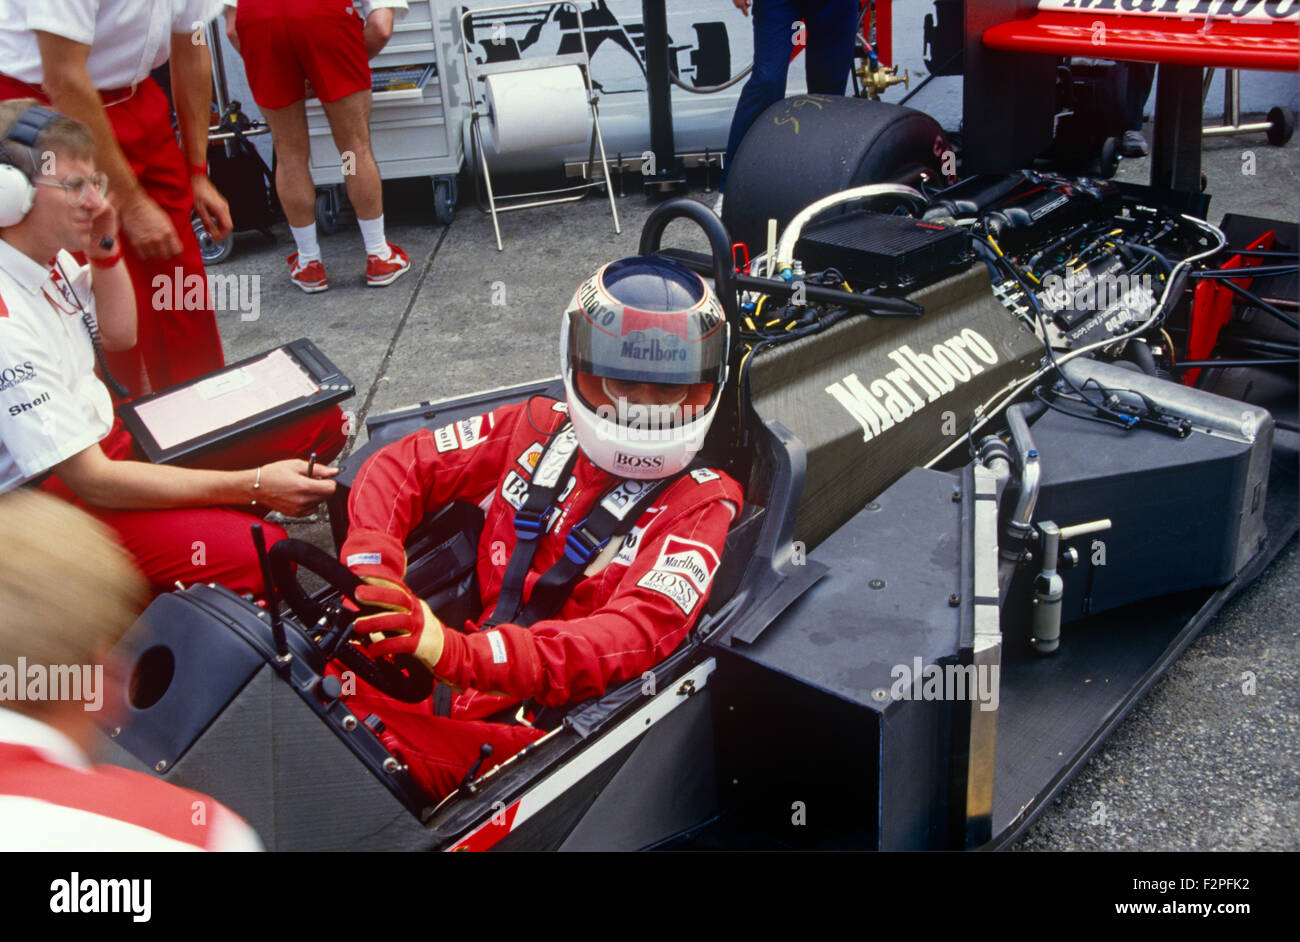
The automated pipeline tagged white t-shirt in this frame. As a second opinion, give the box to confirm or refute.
[0,0,225,89]
[0,238,114,491]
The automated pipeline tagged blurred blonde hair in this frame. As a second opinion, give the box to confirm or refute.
[0,490,146,670]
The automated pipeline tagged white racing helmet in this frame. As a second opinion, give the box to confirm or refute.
[561,256,730,480]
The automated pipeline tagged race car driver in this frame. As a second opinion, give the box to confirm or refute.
[336,256,743,799]
[0,100,342,597]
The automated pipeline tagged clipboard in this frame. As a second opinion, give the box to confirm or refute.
[119,339,354,465]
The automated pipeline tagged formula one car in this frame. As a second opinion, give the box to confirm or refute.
[100,97,1298,851]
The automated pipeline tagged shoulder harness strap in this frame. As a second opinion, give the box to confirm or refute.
[512,475,672,628]
[484,418,682,630]
[483,421,582,628]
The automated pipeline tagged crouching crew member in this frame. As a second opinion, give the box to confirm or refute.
[336,256,742,799]
[0,489,263,851]
[0,101,342,597]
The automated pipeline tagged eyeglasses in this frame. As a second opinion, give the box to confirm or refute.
[33,171,109,205]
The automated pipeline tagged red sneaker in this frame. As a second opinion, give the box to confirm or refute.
[287,252,328,293]
[366,243,410,287]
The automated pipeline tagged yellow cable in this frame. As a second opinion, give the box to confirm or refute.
[736,344,756,417]
[1160,327,1177,367]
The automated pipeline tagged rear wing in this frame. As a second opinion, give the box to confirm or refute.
[983,0,1300,70]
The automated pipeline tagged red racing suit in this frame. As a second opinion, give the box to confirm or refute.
[337,395,742,799]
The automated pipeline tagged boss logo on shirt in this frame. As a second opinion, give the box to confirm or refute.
[7,390,50,417]
[613,452,664,472]
[0,360,36,392]
[501,470,528,510]
[636,535,721,615]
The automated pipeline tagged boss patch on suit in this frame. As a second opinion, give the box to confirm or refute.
[636,535,720,615]
[501,470,528,510]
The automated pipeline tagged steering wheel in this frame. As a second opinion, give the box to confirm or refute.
[267,538,435,704]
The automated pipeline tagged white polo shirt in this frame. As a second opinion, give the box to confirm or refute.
[0,0,225,89]
[0,237,113,492]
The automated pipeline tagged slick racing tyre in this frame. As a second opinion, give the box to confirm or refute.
[722,96,950,256]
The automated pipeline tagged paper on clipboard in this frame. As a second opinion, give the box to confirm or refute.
[133,348,320,450]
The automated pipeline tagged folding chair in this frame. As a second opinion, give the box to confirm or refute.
[459,1,621,251]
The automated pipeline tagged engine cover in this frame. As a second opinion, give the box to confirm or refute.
[748,266,1043,548]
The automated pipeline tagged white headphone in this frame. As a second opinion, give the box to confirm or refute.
[0,106,60,227]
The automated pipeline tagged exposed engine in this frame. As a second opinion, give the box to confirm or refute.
[723,170,1232,471]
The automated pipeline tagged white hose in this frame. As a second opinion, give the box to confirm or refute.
[775,183,927,271]
[924,213,1228,470]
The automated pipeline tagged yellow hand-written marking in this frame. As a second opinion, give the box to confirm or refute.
[774,115,800,134]
[790,97,825,110]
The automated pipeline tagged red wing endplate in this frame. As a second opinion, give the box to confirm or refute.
[983,1,1300,72]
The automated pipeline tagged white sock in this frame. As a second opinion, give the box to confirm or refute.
[358,215,390,259]
[290,222,320,263]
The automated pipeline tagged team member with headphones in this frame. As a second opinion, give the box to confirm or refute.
[0,101,343,598]
[0,0,232,397]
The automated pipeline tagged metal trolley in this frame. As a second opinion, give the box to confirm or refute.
[306,1,467,230]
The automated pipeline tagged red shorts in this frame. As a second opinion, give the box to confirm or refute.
[236,0,372,109]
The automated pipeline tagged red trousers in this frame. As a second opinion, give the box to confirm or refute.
[0,74,225,396]
[39,407,345,597]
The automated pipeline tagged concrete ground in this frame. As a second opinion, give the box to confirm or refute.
[209,119,1297,851]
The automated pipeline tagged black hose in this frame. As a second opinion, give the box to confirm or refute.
[1127,338,1159,376]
